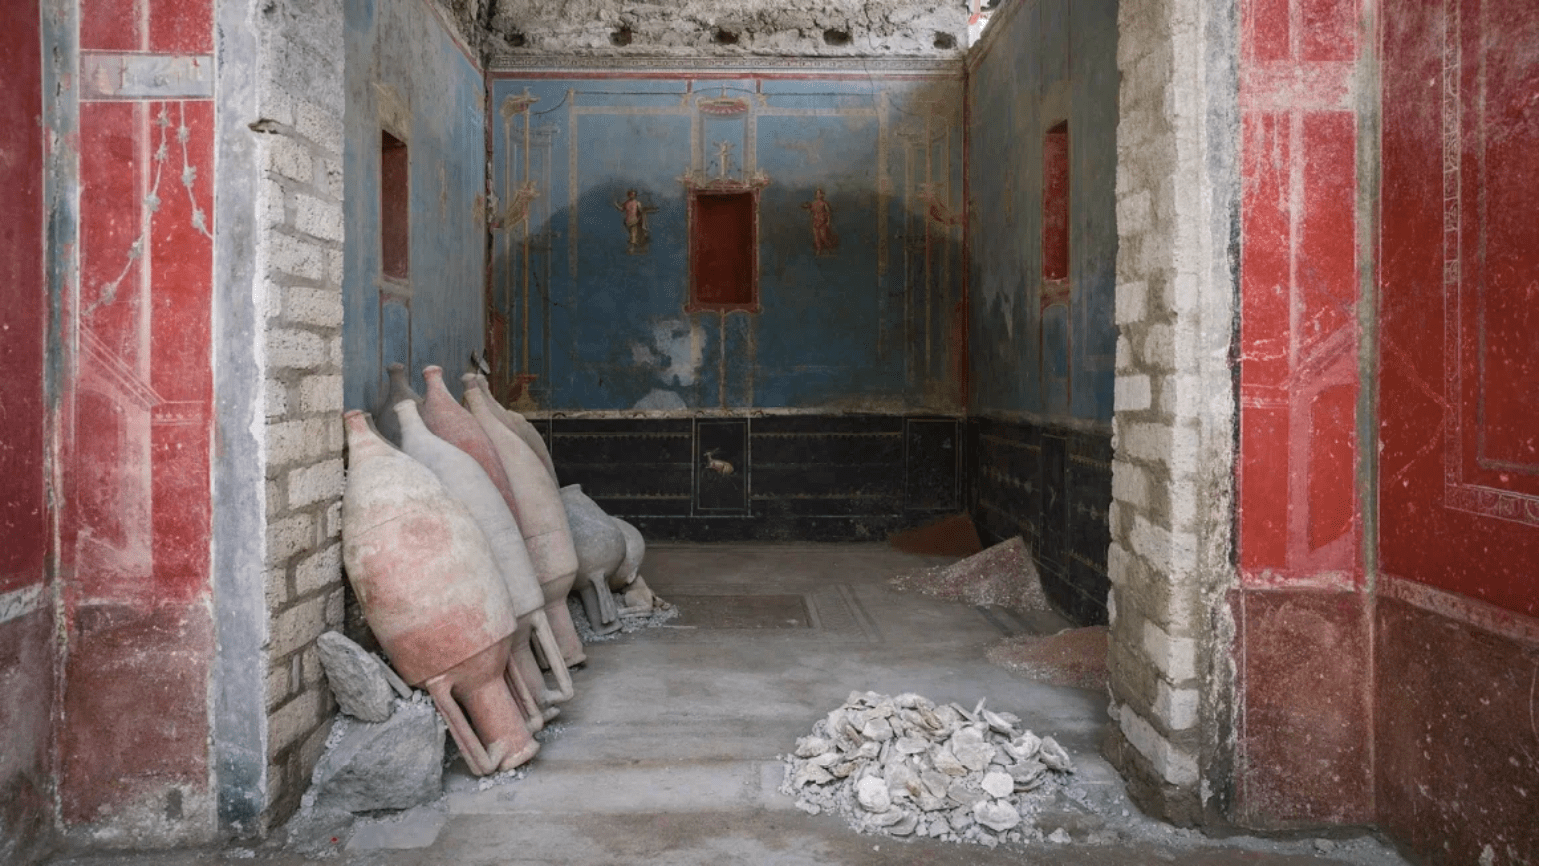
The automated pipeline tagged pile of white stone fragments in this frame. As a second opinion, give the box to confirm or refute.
[781,690,1076,848]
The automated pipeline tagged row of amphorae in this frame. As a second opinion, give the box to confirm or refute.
[341,363,653,774]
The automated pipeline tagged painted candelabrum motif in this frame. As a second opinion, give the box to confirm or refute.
[613,189,658,254]
[917,182,962,227]
[800,187,838,256]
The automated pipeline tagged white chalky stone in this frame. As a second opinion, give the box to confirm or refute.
[932,747,967,776]
[856,776,891,813]
[795,736,831,758]
[974,799,1022,832]
[862,717,895,741]
[981,771,1014,798]
[1039,736,1074,772]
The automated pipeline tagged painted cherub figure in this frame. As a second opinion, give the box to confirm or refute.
[613,189,658,254]
[800,187,838,256]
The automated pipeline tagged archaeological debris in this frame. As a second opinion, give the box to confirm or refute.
[888,536,1052,615]
[567,592,678,643]
[985,626,1110,691]
[780,690,1079,847]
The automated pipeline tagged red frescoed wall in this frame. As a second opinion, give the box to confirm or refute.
[1379,0,1537,615]
[0,0,55,856]
[1237,0,1363,594]
[1376,0,1538,861]
[1233,0,1374,827]
[1232,0,1538,857]
[57,0,219,833]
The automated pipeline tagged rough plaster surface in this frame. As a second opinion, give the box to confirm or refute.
[1101,0,1239,827]
[482,0,967,58]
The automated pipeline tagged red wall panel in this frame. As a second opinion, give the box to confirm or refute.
[1234,0,1374,826]
[1379,0,1538,615]
[81,0,142,51]
[1237,2,1363,589]
[0,0,47,595]
[689,192,758,309]
[0,0,55,856]
[149,0,213,53]
[1041,122,1069,282]
[59,0,218,832]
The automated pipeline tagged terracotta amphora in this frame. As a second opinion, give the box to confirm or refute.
[560,485,626,634]
[468,371,558,483]
[340,410,537,774]
[394,400,575,722]
[372,362,423,447]
[418,366,521,525]
[462,380,586,668]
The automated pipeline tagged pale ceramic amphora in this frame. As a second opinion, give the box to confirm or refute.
[462,382,587,668]
[339,410,537,774]
[610,517,660,615]
[394,400,575,723]
[560,485,626,634]
[372,362,423,447]
[468,371,558,483]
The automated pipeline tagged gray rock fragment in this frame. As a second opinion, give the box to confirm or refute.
[932,746,967,776]
[313,700,445,813]
[316,631,396,723]
[793,763,835,787]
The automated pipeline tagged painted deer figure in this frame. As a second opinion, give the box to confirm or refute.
[703,449,735,476]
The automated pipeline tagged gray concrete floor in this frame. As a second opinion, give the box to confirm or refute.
[54,544,1412,866]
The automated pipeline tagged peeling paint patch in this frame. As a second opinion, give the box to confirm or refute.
[632,318,703,387]
[632,388,687,410]
[0,584,45,626]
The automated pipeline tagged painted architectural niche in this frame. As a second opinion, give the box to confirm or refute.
[682,93,768,313]
[1040,120,1071,408]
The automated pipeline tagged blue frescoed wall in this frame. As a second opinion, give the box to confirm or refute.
[342,0,486,413]
[964,0,1118,625]
[486,66,965,413]
[966,0,1118,422]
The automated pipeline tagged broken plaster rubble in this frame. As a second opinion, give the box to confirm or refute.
[780,690,1081,848]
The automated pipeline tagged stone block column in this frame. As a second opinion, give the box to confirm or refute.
[253,0,349,828]
[213,0,347,836]
[1104,0,1239,825]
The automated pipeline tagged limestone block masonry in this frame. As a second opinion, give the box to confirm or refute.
[251,0,349,831]
[1103,0,1239,826]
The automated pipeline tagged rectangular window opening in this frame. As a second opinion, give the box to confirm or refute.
[381,130,410,281]
[1042,120,1070,282]
[688,191,758,311]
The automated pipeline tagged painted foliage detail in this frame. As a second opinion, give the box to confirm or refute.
[613,189,658,254]
[801,187,838,255]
